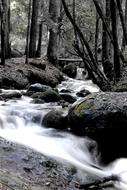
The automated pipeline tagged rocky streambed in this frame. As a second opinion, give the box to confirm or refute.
[1,58,127,190]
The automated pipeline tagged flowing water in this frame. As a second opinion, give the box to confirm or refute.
[0,76,127,189]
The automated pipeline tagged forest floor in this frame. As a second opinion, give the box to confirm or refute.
[0,57,63,90]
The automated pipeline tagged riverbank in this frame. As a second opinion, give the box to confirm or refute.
[0,57,63,89]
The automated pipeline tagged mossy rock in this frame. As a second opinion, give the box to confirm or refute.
[74,99,94,116]
[31,90,62,102]
[68,92,127,164]
[28,83,52,93]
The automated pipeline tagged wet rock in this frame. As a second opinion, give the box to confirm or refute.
[76,89,90,97]
[42,110,68,130]
[63,63,77,78]
[28,83,52,93]
[0,137,81,190]
[68,92,127,164]
[31,90,61,102]
[60,89,73,93]
[58,100,69,108]
[60,94,76,103]
[31,98,45,104]
[32,114,42,123]
[0,91,22,99]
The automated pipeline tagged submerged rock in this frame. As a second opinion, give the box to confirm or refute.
[42,110,68,130]
[68,92,127,164]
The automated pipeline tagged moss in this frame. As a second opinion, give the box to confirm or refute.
[74,99,94,116]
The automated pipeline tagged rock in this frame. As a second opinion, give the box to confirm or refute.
[58,100,69,108]
[60,89,72,93]
[76,89,90,97]
[60,94,77,103]
[63,63,77,78]
[28,83,52,93]
[31,90,61,102]
[68,92,127,164]
[42,110,68,130]
[0,91,22,99]
[0,59,63,89]
[27,69,61,88]
[29,61,46,70]
[30,99,45,104]
[0,138,81,190]
[11,49,23,57]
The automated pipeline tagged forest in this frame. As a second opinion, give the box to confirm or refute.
[0,0,127,190]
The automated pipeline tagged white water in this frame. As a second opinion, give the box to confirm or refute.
[0,77,127,189]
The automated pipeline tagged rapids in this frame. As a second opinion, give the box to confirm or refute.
[0,76,127,190]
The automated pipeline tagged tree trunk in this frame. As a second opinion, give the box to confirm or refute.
[0,0,10,61]
[25,0,32,64]
[121,0,127,52]
[110,0,121,81]
[116,0,127,46]
[47,0,60,64]
[102,0,114,80]
[61,0,111,91]
[0,0,5,65]
[95,13,100,62]
[36,22,43,57]
[29,0,40,58]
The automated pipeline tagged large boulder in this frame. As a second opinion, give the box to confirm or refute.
[0,59,63,89]
[42,110,68,130]
[68,92,127,164]
[63,63,77,78]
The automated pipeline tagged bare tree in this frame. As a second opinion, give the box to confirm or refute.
[61,0,111,91]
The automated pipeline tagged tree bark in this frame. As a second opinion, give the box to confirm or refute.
[47,0,60,64]
[110,0,121,81]
[29,0,40,58]
[36,22,43,57]
[95,13,100,62]
[0,0,10,61]
[102,0,114,80]
[116,0,127,46]
[92,0,124,64]
[25,0,32,64]
[121,0,127,52]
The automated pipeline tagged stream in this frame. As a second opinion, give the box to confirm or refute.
[0,73,127,190]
